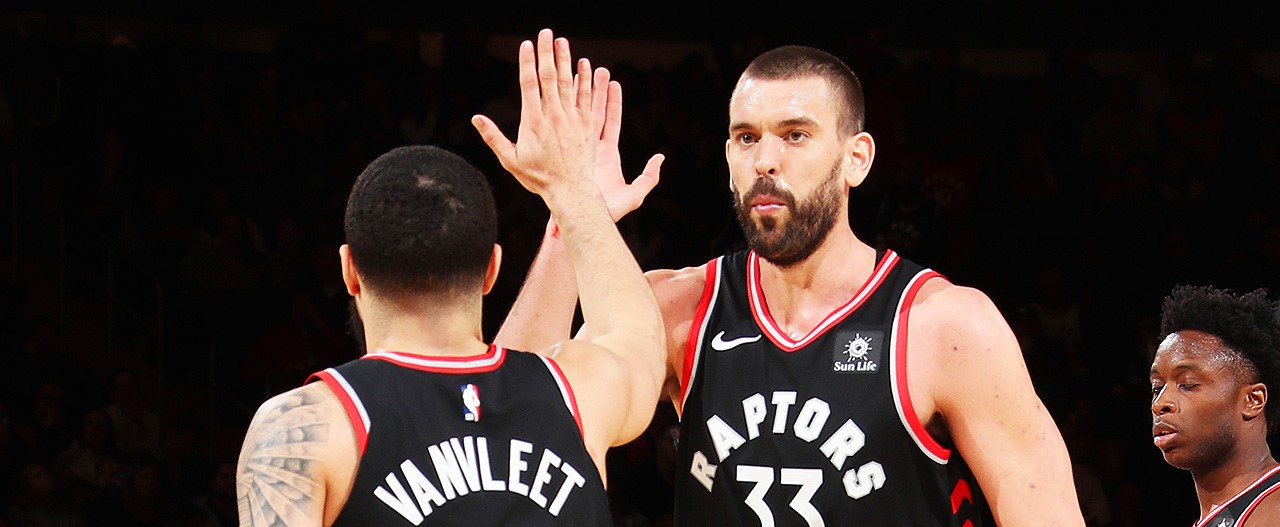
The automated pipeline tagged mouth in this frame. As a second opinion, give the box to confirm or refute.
[1152,423,1177,449]
[750,195,788,214]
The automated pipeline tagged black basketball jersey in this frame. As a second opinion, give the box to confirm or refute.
[674,249,986,526]
[1194,465,1280,527]
[309,345,612,526]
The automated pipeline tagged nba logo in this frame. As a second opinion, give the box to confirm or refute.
[461,384,481,422]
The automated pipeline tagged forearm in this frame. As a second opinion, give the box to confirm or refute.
[494,221,581,352]
[546,184,663,357]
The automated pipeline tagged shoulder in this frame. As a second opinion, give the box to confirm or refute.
[909,279,1013,345]
[646,264,710,306]
[1242,477,1280,526]
[238,382,359,525]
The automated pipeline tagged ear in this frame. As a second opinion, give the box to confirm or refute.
[1243,382,1268,420]
[339,244,361,297]
[843,131,876,189]
[482,244,502,296]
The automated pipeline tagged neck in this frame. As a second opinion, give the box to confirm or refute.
[356,292,488,358]
[756,226,877,338]
[1193,438,1278,517]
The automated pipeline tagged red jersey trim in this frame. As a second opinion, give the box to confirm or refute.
[679,259,722,415]
[363,344,506,373]
[308,368,370,455]
[748,250,900,352]
[539,356,585,438]
[890,269,951,464]
[1195,464,1280,527]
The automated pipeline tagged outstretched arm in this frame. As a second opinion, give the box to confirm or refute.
[490,52,663,354]
[472,29,665,462]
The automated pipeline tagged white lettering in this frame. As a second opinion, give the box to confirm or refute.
[427,442,470,499]
[373,473,425,524]
[400,459,447,516]
[690,450,717,492]
[843,461,886,499]
[508,439,533,496]
[793,398,831,442]
[448,437,482,492]
[771,391,797,434]
[818,419,865,470]
[549,461,586,516]
[706,415,748,461]
[529,449,562,508]
[743,393,767,440]
[476,437,506,491]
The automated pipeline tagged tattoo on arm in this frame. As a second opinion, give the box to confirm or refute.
[237,388,333,526]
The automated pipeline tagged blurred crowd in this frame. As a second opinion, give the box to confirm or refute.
[0,5,1278,526]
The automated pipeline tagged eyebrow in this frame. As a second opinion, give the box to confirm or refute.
[729,117,822,134]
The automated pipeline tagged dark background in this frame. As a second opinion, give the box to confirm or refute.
[1,1,1278,525]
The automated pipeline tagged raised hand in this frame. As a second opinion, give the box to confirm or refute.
[471,28,605,198]
[592,79,664,221]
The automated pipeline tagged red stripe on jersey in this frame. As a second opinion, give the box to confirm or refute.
[678,260,720,415]
[749,250,899,352]
[309,369,370,455]
[893,270,951,462]
[542,358,585,438]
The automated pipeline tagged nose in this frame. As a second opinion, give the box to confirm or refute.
[753,135,781,177]
[1151,385,1176,415]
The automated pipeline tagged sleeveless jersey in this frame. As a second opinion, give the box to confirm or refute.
[309,346,612,526]
[674,249,986,526]
[1194,465,1280,527]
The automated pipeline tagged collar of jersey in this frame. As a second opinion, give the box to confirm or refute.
[747,250,899,352]
[362,344,506,373]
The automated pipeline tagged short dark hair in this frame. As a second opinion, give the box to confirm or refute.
[343,145,497,298]
[1160,284,1280,431]
[740,45,866,135]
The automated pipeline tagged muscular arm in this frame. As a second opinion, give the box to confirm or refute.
[909,282,1085,527]
[473,30,666,472]
[492,36,661,355]
[236,382,357,527]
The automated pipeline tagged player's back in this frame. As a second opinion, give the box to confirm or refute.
[311,346,612,526]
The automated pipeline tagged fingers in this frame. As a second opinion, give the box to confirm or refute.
[470,114,517,168]
[536,30,560,111]
[577,59,595,123]
[602,80,623,144]
[633,154,665,197]
[554,36,575,112]
[590,68,611,140]
[517,40,540,124]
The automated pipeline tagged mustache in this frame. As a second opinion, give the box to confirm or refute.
[739,178,797,208]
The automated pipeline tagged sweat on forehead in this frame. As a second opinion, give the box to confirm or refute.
[1155,330,1261,382]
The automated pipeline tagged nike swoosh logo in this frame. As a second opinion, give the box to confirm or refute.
[710,331,762,351]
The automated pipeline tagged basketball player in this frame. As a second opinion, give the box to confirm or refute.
[1151,285,1280,526]
[489,42,1086,525]
[235,31,665,525]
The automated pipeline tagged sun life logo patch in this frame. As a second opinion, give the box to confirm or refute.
[833,330,882,373]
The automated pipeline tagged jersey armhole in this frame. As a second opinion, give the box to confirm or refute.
[308,369,371,455]
[539,356,585,438]
[891,270,952,464]
[677,259,721,414]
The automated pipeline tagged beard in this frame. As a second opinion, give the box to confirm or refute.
[733,162,843,267]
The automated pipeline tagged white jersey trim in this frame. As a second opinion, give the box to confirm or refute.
[324,367,371,436]
[889,269,949,465]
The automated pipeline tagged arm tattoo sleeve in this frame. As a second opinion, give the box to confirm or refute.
[238,388,333,526]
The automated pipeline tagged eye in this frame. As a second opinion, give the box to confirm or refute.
[734,132,758,145]
[786,130,809,142]
[1150,384,1164,398]
[1178,383,1199,391]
